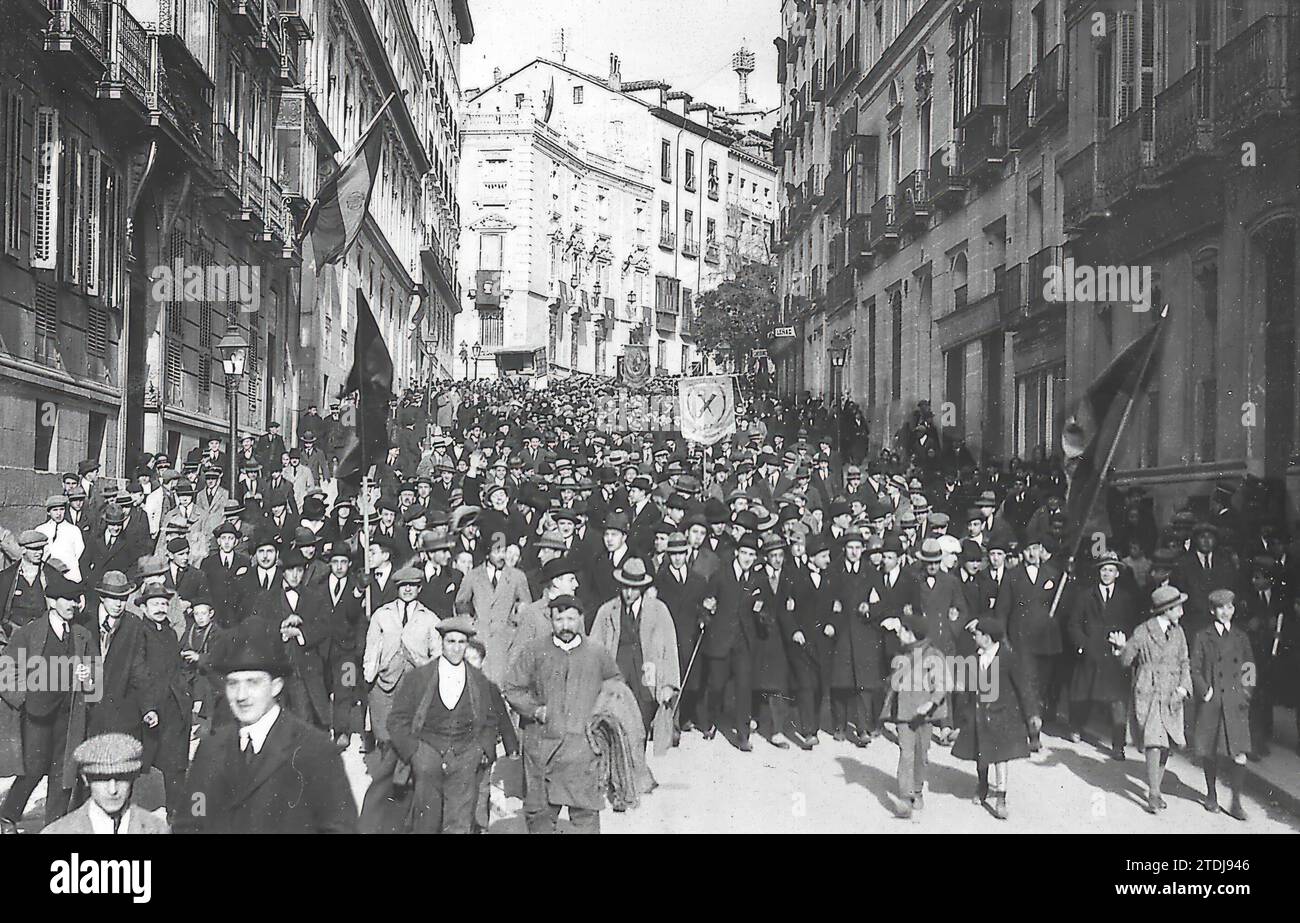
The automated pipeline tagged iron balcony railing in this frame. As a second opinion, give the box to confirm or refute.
[682,235,699,257]
[928,144,966,208]
[1154,66,1214,176]
[102,1,151,107]
[214,123,242,195]
[1061,142,1105,231]
[1214,13,1299,140]
[46,0,107,63]
[895,170,930,228]
[868,194,898,249]
[1099,106,1155,207]
[658,230,676,251]
[959,108,1008,180]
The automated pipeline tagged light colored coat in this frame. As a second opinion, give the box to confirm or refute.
[589,596,681,700]
[363,599,442,690]
[455,563,532,686]
[1121,617,1192,749]
[41,803,170,834]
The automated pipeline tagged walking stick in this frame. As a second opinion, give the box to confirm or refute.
[671,620,708,720]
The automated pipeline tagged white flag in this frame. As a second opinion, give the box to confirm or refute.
[679,376,736,445]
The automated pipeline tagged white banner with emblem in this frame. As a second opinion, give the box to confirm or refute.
[678,375,737,445]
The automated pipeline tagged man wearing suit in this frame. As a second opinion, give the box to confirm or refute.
[254,422,287,475]
[1066,552,1140,757]
[79,507,136,610]
[784,535,834,741]
[201,522,251,623]
[654,534,713,736]
[40,733,170,834]
[175,619,358,833]
[251,549,332,730]
[136,584,193,820]
[699,533,760,751]
[162,536,211,603]
[625,477,662,560]
[1174,522,1240,645]
[995,532,1065,750]
[0,574,95,832]
[416,532,461,619]
[584,511,633,623]
[454,533,532,686]
[86,571,148,738]
[323,546,367,748]
[828,532,897,745]
[231,530,283,627]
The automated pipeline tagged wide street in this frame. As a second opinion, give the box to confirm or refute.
[340,728,1300,835]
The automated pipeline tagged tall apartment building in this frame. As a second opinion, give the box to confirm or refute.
[773,0,1297,517]
[454,55,775,380]
[0,0,471,483]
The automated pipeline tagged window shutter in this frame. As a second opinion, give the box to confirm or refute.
[198,246,213,395]
[64,132,81,284]
[247,313,261,416]
[85,150,101,296]
[34,276,59,366]
[86,304,108,358]
[2,89,23,254]
[31,107,59,269]
[103,166,119,308]
[1116,11,1136,123]
[165,228,185,404]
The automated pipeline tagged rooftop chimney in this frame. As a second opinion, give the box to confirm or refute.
[608,54,621,91]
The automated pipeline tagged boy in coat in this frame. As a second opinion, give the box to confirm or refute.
[880,613,948,820]
[1189,589,1254,820]
[1066,552,1138,758]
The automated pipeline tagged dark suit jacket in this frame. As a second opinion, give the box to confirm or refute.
[200,551,252,623]
[176,708,358,833]
[995,562,1066,656]
[386,657,499,763]
[252,585,332,724]
[654,563,711,672]
[702,562,759,658]
[88,611,149,736]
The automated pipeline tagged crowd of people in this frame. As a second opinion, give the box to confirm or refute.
[0,371,1296,833]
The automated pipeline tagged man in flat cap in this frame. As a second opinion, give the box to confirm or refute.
[505,594,622,834]
[0,531,63,629]
[386,617,499,833]
[176,619,357,833]
[364,567,442,750]
[0,573,95,832]
[40,733,168,834]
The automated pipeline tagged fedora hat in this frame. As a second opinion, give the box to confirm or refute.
[916,538,945,563]
[95,570,133,599]
[613,557,654,588]
[1150,584,1188,615]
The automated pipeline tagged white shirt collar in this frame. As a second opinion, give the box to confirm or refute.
[978,641,1001,671]
[553,634,583,652]
[239,704,281,754]
[438,657,467,708]
[1155,615,1171,635]
[86,798,132,835]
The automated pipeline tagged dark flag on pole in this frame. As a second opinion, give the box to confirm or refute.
[335,290,394,489]
[1063,310,1168,553]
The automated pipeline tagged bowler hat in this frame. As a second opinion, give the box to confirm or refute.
[213,620,292,676]
[541,556,579,583]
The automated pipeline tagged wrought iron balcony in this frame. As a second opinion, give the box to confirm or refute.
[278,37,300,86]
[846,214,872,268]
[1026,245,1065,317]
[43,0,107,73]
[868,194,899,251]
[1061,142,1106,232]
[682,235,700,258]
[213,124,242,198]
[280,0,313,39]
[1099,107,1156,207]
[928,144,967,209]
[259,176,288,246]
[1154,66,1215,177]
[828,266,855,310]
[958,108,1007,182]
[99,1,151,112]
[252,1,283,67]
[895,170,930,230]
[1214,13,1299,141]
[1011,44,1068,147]
[806,165,825,205]
[658,230,676,251]
[707,177,719,200]
[704,241,720,264]
[239,151,266,226]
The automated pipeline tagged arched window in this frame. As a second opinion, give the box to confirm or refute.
[951,251,968,310]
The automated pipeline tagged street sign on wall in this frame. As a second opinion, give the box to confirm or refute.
[772,326,796,337]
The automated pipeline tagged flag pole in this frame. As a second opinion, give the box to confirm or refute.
[1047,306,1168,620]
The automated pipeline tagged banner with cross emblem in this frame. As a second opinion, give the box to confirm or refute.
[679,375,736,445]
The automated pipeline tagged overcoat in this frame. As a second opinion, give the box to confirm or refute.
[952,641,1038,764]
[589,596,681,700]
[1067,584,1139,703]
[175,708,358,833]
[454,563,532,686]
[1189,624,1254,758]
[1120,617,1192,749]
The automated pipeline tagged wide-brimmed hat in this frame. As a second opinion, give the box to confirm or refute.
[96,570,133,599]
[1150,584,1189,615]
[613,557,654,588]
[916,537,945,563]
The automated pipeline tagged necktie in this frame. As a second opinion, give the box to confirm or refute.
[402,603,410,627]
[490,569,498,590]
[100,620,111,653]
[242,737,256,767]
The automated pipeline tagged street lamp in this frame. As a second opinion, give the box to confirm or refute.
[216,329,249,488]
[458,340,469,378]
[471,343,482,380]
